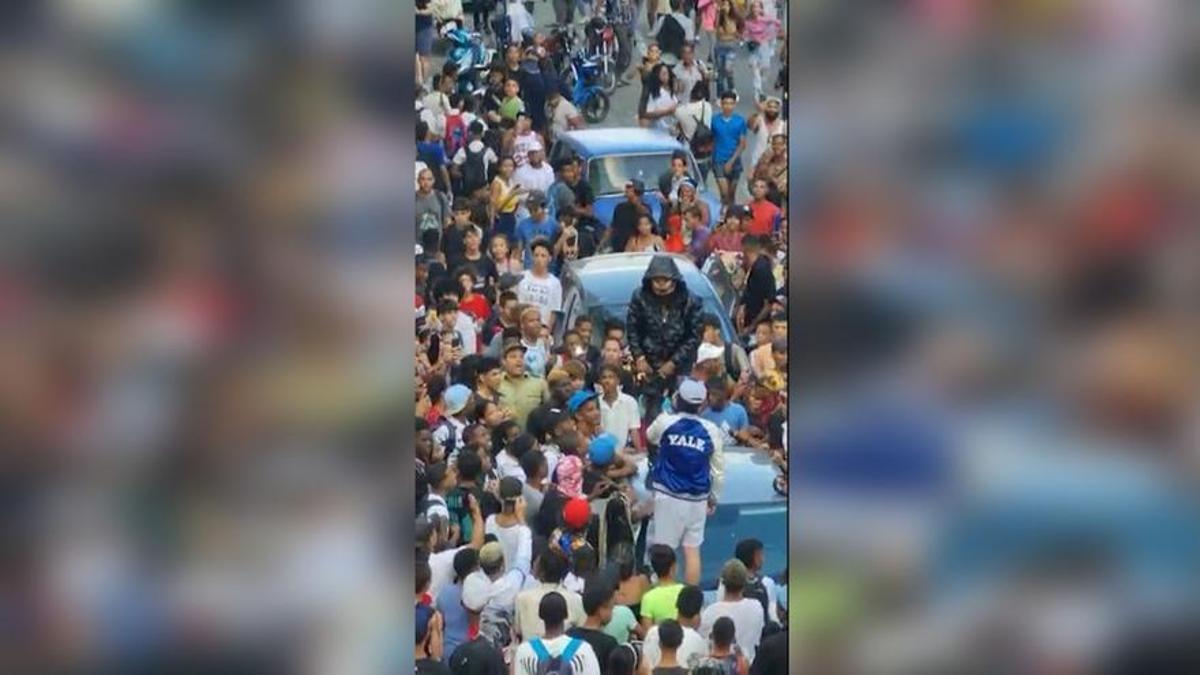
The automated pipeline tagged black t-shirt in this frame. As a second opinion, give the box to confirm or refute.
[741,255,776,328]
[534,485,567,539]
[768,409,785,451]
[416,657,452,674]
[449,253,498,292]
[442,224,471,261]
[750,630,788,675]
[610,200,650,253]
[567,627,618,670]
[448,637,507,675]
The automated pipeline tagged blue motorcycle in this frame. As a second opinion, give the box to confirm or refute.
[442,23,494,97]
[569,53,611,124]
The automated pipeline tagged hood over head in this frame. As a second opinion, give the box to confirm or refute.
[641,254,686,294]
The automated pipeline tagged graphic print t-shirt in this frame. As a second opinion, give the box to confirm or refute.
[516,271,563,327]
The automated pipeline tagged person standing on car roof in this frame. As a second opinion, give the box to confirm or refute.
[645,377,725,586]
[625,254,706,420]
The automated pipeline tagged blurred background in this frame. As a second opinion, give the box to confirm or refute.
[4,0,1200,673]
[785,0,1200,672]
[1,1,412,671]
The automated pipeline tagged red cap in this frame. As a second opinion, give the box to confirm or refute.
[562,497,591,530]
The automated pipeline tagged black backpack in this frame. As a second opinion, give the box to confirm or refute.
[690,102,715,159]
[743,573,778,636]
[463,143,489,195]
[658,15,686,59]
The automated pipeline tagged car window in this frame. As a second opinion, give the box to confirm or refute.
[588,153,675,196]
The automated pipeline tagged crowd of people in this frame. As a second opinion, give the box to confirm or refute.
[415,0,789,673]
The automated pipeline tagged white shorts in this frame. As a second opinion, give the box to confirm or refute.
[650,491,708,549]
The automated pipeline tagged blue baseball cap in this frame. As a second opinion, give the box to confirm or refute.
[443,384,473,415]
[567,390,598,414]
[588,433,618,466]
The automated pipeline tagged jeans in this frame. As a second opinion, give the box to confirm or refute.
[713,41,738,97]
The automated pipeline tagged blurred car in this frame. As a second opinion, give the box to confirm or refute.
[547,128,722,231]
[553,252,737,348]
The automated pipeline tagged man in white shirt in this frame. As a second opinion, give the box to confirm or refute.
[419,496,483,600]
[506,0,535,45]
[546,88,585,143]
[514,551,587,640]
[511,113,544,168]
[513,146,556,219]
[699,560,765,663]
[514,592,601,675]
[516,240,563,330]
[641,584,707,669]
[717,538,781,629]
[596,364,644,452]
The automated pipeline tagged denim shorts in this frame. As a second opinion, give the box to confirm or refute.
[712,157,743,181]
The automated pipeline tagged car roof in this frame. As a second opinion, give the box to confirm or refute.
[566,253,713,305]
[559,127,686,156]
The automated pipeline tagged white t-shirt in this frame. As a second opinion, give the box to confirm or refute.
[512,131,544,168]
[425,493,450,523]
[487,567,533,614]
[548,98,581,138]
[514,634,601,675]
[718,575,780,625]
[642,623,707,670]
[507,1,534,43]
[675,100,713,142]
[496,449,527,483]
[513,161,556,199]
[599,392,642,448]
[699,598,765,664]
[452,140,498,172]
[485,515,533,575]
[749,116,786,170]
[427,545,468,600]
[645,90,678,133]
[516,271,563,327]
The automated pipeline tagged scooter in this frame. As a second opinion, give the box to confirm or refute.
[569,52,611,124]
[442,22,495,97]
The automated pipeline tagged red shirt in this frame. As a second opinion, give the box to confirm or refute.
[459,294,491,323]
[747,199,781,236]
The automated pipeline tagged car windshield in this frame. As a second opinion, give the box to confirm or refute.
[588,153,677,196]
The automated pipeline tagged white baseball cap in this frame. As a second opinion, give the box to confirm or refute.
[462,571,493,612]
[678,378,707,405]
[696,343,725,364]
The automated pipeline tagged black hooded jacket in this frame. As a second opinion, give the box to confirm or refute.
[626,255,705,373]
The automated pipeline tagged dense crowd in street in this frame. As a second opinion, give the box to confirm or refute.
[414,0,789,672]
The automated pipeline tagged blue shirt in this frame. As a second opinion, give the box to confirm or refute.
[647,412,724,500]
[701,402,750,440]
[435,583,470,664]
[515,215,560,267]
[711,113,747,163]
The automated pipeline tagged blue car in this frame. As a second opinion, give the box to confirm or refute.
[554,252,738,350]
[547,128,722,233]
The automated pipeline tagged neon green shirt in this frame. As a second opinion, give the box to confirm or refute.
[499,96,525,121]
[640,582,683,625]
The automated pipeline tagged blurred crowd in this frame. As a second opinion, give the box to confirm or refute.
[784,0,1200,672]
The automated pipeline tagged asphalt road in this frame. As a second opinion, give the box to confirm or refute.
[434,2,786,201]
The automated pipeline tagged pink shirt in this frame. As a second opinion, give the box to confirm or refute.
[744,16,781,44]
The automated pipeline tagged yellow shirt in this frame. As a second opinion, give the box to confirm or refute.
[499,375,548,430]
[641,582,684,625]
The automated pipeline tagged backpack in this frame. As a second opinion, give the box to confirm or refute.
[693,653,740,675]
[530,637,583,675]
[742,573,774,631]
[444,112,468,157]
[658,14,686,59]
[690,103,715,159]
[463,143,489,195]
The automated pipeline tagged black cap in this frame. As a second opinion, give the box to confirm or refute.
[626,179,645,195]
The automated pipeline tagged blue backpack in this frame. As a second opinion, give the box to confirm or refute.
[530,637,582,675]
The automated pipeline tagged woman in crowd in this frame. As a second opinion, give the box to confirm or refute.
[489,157,525,239]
